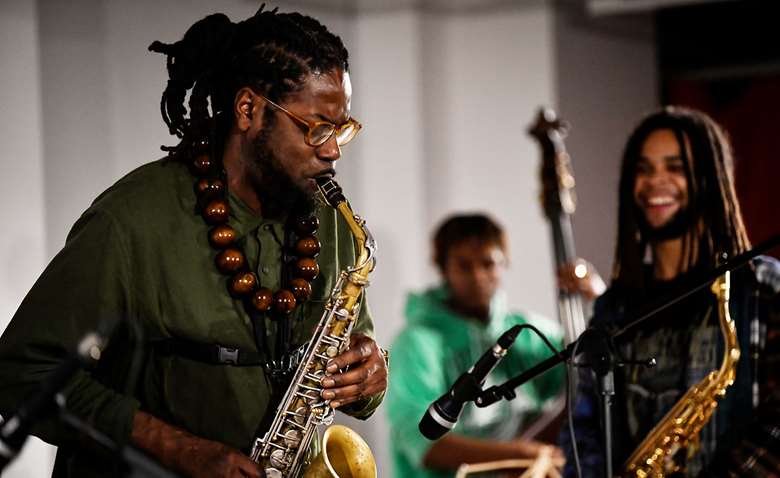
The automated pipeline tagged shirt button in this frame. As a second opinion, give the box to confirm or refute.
[262,266,270,274]
[263,224,272,230]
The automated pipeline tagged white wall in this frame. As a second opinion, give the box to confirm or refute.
[0,1,657,476]
[424,5,559,321]
[0,1,55,476]
[554,3,658,280]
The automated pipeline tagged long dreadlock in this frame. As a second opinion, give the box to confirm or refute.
[148,5,349,153]
[612,106,751,292]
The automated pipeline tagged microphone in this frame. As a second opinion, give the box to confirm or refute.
[419,325,522,440]
[0,329,109,471]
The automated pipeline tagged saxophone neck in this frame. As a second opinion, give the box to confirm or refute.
[316,178,376,274]
[710,269,730,303]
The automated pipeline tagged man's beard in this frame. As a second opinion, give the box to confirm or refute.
[249,129,318,219]
[636,205,692,242]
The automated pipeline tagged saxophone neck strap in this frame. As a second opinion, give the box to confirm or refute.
[155,338,263,366]
[154,338,308,371]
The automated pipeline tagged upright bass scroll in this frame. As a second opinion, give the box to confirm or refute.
[528,107,587,345]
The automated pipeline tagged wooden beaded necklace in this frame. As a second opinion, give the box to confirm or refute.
[189,137,321,322]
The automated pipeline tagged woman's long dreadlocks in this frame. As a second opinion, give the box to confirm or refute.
[612,106,751,292]
[148,5,349,152]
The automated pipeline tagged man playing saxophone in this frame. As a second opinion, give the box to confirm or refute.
[562,107,780,477]
[0,7,387,478]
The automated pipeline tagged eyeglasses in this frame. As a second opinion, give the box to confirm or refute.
[257,93,362,147]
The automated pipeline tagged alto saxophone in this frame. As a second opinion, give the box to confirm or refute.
[622,270,740,477]
[250,178,378,478]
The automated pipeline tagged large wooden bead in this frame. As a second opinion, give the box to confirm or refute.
[289,278,312,302]
[295,236,321,258]
[251,287,274,312]
[294,216,319,236]
[193,154,212,175]
[196,178,224,199]
[273,289,297,314]
[192,137,209,154]
[203,199,229,225]
[229,272,257,296]
[293,258,319,281]
[209,225,236,249]
[215,248,245,274]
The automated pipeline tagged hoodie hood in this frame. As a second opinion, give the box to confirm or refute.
[404,284,511,339]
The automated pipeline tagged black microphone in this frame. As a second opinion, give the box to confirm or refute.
[0,330,109,471]
[419,325,522,440]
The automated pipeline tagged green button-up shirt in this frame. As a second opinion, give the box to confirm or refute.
[0,158,381,477]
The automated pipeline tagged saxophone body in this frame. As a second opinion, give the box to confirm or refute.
[622,270,740,477]
[250,178,378,478]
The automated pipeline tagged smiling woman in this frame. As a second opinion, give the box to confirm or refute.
[562,106,780,478]
[612,106,751,289]
[632,128,689,232]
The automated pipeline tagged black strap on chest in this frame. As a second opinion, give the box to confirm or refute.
[154,336,309,373]
[155,338,264,366]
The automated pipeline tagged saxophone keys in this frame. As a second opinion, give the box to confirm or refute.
[326,345,339,357]
[292,406,308,425]
[265,468,283,478]
[270,449,289,469]
[281,428,302,447]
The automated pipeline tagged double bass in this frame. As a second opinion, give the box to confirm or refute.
[528,107,587,345]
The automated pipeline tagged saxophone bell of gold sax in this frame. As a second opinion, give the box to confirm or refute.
[622,269,740,477]
[249,178,378,478]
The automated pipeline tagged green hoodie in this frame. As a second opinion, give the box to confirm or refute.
[386,286,564,478]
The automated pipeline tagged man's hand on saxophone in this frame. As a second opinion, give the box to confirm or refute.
[319,333,389,409]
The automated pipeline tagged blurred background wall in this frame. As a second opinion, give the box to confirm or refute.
[1,0,775,476]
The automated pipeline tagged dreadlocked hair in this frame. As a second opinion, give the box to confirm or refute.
[148,5,349,153]
[611,106,751,292]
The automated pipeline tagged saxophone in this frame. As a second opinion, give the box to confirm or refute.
[622,270,740,477]
[249,178,378,478]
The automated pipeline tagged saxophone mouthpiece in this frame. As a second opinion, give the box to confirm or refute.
[316,177,346,207]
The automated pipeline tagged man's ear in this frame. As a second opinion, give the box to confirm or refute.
[233,87,257,132]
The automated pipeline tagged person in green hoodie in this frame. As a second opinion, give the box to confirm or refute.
[387,214,581,477]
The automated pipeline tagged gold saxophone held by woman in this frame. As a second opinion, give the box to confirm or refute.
[622,270,740,477]
[249,178,378,478]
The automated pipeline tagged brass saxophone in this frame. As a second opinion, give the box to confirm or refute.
[622,270,740,477]
[249,178,378,478]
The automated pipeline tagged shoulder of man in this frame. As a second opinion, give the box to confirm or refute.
[76,158,192,233]
[94,158,188,205]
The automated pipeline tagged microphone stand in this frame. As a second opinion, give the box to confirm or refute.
[0,320,179,478]
[472,233,780,478]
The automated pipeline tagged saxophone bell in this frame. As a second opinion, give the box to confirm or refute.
[302,425,377,478]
